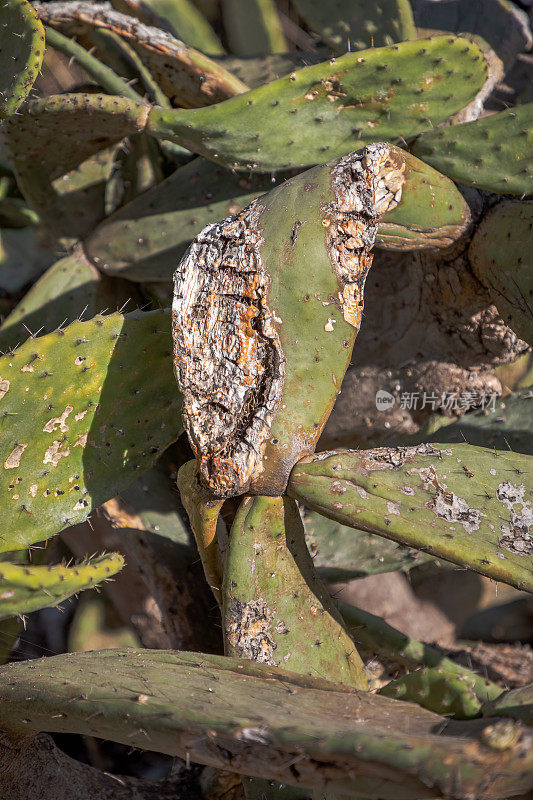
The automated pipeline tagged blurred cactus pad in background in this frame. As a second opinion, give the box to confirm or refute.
[0,0,532,798]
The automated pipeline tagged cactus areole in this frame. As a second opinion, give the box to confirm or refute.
[172,144,405,497]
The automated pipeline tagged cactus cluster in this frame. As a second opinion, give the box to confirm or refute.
[0,0,531,797]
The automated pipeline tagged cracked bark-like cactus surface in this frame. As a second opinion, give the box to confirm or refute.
[172,146,398,497]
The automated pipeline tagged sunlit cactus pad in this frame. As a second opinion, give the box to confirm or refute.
[0,309,181,552]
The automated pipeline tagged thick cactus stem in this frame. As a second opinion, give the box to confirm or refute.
[223,494,367,687]
[177,460,224,604]
[0,649,531,798]
[172,145,402,498]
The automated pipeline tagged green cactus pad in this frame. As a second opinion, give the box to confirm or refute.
[0,649,531,799]
[149,35,490,171]
[469,200,533,344]
[482,685,533,726]
[0,248,140,352]
[5,94,149,239]
[86,157,277,282]
[222,0,287,56]
[0,552,124,620]
[0,309,182,553]
[288,443,533,592]
[424,387,533,456]
[380,667,483,720]
[303,508,434,581]
[376,149,472,250]
[411,104,533,195]
[339,600,502,702]
[33,1,246,107]
[413,0,533,71]
[0,0,45,118]
[291,0,416,52]
[115,0,224,55]
[223,494,367,687]
[5,93,148,179]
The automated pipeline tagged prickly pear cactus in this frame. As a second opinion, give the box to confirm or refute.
[149,35,490,171]
[1,649,531,799]
[411,103,533,195]
[0,553,124,620]
[0,1,532,792]
[172,145,401,498]
[380,667,483,719]
[0,309,181,552]
[223,494,367,687]
[292,0,416,52]
[288,443,533,591]
[0,0,45,118]
[469,200,533,344]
